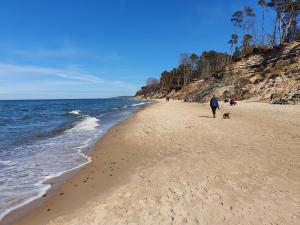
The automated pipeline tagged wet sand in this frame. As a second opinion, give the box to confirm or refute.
[7,100,300,225]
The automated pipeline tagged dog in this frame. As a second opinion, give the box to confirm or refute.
[223,113,230,119]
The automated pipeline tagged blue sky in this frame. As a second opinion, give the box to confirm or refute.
[0,0,275,99]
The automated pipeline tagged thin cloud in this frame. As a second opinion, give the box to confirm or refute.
[4,41,122,62]
[0,63,135,89]
[9,40,78,58]
[11,46,77,58]
[11,48,122,62]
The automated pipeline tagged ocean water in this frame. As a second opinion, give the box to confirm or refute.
[0,98,150,221]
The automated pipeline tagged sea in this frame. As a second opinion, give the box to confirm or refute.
[0,98,150,221]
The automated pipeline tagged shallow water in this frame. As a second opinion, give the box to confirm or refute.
[0,98,150,221]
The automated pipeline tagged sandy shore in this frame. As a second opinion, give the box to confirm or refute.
[6,100,300,225]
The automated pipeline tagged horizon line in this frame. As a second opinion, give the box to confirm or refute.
[0,96,135,101]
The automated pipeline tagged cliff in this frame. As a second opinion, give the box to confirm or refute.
[136,41,300,104]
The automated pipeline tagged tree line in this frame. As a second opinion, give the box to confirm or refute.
[159,51,228,91]
[230,0,300,58]
[145,0,300,92]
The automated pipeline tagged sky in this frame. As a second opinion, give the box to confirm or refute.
[0,0,275,100]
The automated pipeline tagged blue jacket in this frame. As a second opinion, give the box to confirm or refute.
[210,97,219,108]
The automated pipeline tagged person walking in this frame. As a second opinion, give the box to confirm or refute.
[210,94,219,118]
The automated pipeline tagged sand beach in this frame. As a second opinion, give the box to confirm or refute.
[7,100,300,225]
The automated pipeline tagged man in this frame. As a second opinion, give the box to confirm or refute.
[210,94,219,118]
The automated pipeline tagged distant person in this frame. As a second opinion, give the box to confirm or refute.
[166,96,170,102]
[230,96,237,106]
[210,94,219,118]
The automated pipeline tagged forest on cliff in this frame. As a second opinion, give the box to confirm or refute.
[136,0,300,104]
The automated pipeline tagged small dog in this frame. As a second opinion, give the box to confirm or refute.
[223,113,230,119]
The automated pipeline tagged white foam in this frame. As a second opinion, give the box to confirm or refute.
[0,184,50,222]
[67,117,99,133]
[131,102,150,107]
[68,110,81,115]
[0,100,143,222]
[0,160,14,166]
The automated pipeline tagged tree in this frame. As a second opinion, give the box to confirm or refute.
[242,34,253,54]
[160,71,169,90]
[146,77,159,86]
[266,33,275,44]
[198,51,229,79]
[282,0,300,43]
[231,7,256,48]
[244,6,257,44]
[266,0,300,44]
[180,53,193,86]
[296,27,300,39]
[190,53,199,71]
[190,53,200,80]
[231,11,244,30]
[258,0,267,45]
[228,34,238,62]
[233,46,242,58]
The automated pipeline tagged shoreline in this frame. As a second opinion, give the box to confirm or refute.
[5,100,300,225]
[1,102,152,225]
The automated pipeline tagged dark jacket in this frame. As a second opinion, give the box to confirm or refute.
[210,97,219,108]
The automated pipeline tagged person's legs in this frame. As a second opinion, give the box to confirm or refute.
[211,107,217,118]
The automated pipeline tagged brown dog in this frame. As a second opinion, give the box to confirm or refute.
[223,113,230,119]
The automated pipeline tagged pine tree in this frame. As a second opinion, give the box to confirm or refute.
[258,0,267,45]
[242,34,253,54]
[266,0,299,44]
[228,34,238,62]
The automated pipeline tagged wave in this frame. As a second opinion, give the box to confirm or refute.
[66,116,100,133]
[0,99,147,222]
[0,160,13,166]
[68,110,81,115]
[0,161,15,169]
[0,115,101,222]
[131,102,150,107]
[0,184,50,222]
